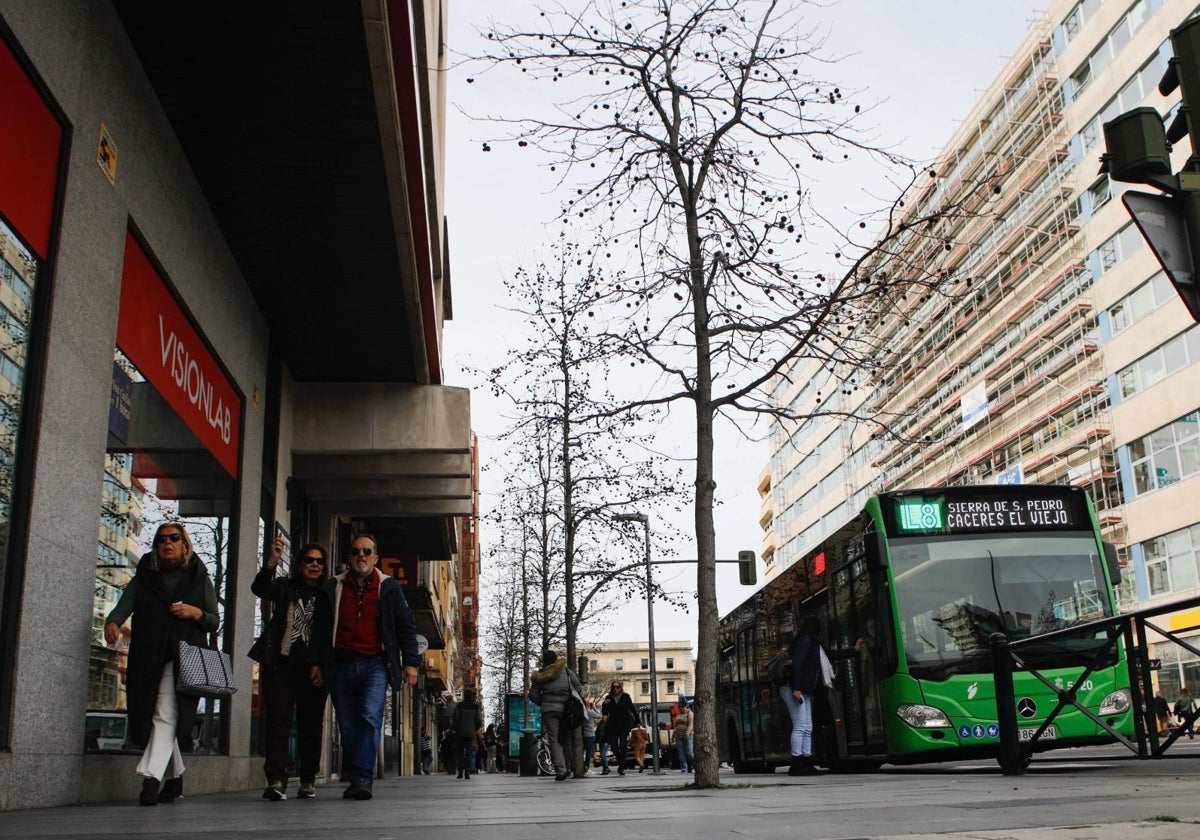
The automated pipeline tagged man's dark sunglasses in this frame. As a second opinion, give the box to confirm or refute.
[155,533,183,544]
[349,546,374,556]
[302,555,326,566]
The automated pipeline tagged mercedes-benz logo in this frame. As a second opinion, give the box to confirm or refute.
[1017,698,1037,719]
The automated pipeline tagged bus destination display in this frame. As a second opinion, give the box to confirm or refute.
[893,494,1079,534]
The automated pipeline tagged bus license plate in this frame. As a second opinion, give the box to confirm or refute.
[1018,725,1056,742]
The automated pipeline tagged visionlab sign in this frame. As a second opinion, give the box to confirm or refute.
[116,231,242,478]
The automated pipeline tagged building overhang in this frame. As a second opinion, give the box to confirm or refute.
[111,0,446,384]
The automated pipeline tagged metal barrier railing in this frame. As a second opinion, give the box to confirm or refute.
[990,593,1200,775]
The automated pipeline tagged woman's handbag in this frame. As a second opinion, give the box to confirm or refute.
[766,649,792,686]
[177,640,238,698]
[247,633,268,663]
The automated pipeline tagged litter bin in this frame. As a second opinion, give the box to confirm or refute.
[519,729,539,776]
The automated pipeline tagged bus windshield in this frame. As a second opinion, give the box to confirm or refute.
[890,532,1111,679]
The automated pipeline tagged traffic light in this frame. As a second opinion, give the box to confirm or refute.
[1101,16,1200,322]
[737,550,756,585]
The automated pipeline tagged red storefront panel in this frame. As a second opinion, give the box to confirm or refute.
[116,232,241,478]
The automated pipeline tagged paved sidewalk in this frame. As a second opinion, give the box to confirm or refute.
[3,749,1200,839]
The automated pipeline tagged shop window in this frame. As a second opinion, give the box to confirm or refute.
[88,233,242,755]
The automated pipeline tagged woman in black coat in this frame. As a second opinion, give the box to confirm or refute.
[252,537,332,800]
[599,680,636,775]
[104,522,218,805]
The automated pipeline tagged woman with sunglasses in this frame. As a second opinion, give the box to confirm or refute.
[251,536,332,800]
[104,521,217,805]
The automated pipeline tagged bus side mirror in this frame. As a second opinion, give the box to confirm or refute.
[868,531,887,571]
[1102,541,1121,586]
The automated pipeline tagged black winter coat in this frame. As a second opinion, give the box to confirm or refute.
[788,634,822,695]
[601,691,637,734]
[124,555,214,750]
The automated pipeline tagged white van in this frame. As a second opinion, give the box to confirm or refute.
[85,710,129,751]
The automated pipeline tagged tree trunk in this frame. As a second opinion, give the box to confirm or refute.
[690,248,720,787]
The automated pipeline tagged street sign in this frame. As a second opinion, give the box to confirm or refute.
[1122,190,1200,320]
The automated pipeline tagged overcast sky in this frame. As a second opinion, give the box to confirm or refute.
[443,0,1049,650]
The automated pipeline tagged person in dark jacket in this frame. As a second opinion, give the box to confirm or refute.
[452,689,484,779]
[600,680,636,775]
[104,521,218,805]
[781,616,861,775]
[310,533,420,800]
[252,537,332,800]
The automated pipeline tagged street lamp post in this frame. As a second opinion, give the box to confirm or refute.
[614,511,662,775]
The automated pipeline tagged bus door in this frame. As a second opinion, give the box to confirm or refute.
[734,625,770,763]
[830,537,888,759]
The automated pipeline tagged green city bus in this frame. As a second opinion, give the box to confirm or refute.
[717,484,1133,771]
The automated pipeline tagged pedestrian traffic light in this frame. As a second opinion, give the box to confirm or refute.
[1101,15,1200,322]
[737,550,756,585]
[1100,108,1172,185]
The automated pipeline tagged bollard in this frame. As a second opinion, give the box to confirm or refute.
[519,730,540,776]
[991,632,1025,776]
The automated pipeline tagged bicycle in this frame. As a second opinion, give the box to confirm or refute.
[536,731,554,775]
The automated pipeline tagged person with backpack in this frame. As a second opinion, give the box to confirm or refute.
[1174,687,1196,738]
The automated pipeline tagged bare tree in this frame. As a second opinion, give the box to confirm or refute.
[471,0,989,786]
[478,241,687,667]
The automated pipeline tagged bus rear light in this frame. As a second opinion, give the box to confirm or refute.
[1098,689,1131,715]
[896,704,952,728]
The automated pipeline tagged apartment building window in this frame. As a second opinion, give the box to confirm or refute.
[1118,326,1200,399]
[1128,411,1200,495]
[589,659,598,673]
[1109,271,1174,336]
[640,657,649,669]
[1095,223,1144,275]
[1086,176,1112,215]
[1141,523,1200,596]
[665,657,674,669]
[666,679,677,695]
[640,680,650,695]
[615,658,624,671]
[1069,1,1151,100]
[1076,48,1171,155]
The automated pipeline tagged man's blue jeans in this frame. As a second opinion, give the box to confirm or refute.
[330,656,388,786]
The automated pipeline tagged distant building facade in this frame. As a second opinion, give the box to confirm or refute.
[579,640,695,704]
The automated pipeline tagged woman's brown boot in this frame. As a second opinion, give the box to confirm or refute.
[158,776,182,803]
[139,777,160,806]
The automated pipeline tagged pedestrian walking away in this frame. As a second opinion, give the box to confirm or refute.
[252,538,332,801]
[485,723,499,773]
[104,522,219,806]
[582,699,601,775]
[1174,687,1196,738]
[529,648,586,780]
[452,689,483,779]
[311,533,420,801]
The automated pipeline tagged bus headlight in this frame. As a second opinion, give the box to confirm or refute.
[1098,689,1131,715]
[896,703,952,728]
